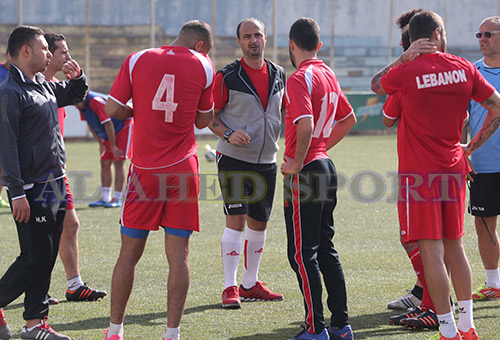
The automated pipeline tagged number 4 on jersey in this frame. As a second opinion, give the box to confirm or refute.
[152,74,178,123]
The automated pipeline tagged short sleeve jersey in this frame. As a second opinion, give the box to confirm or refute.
[468,59,500,173]
[381,52,494,175]
[79,92,130,140]
[284,59,353,165]
[109,46,214,168]
[382,93,405,170]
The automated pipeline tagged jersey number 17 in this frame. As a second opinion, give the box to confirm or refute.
[312,91,339,138]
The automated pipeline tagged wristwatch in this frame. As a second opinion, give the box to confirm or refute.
[223,129,234,143]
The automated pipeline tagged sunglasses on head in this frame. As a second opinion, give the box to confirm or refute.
[475,31,500,38]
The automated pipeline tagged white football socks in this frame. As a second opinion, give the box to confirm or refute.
[163,327,180,340]
[485,268,500,288]
[241,228,266,289]
[67,275,84,291]
[102,187,112,202]
[113,190,123,202]
[437,312,458,338]
[221,227,243,289]
[457,300,474,333]
[107,322,123,337]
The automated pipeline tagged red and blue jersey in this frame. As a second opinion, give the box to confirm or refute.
[78,91,131,140]
[0,64,8,83]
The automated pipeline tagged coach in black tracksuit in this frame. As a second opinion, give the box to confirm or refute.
[0,26,87,337]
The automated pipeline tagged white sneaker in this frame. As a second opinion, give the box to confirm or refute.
[387,291,421,309]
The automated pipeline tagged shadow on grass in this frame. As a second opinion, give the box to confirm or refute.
[5,300,499,338]
[44,303,221,332]
[3,302,23,310]
[227,309,432,340]
[229,322,302,340]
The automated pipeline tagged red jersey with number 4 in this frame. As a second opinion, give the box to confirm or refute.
[284,59,353,165]
[381,52,495,175]
[109,46,214,169]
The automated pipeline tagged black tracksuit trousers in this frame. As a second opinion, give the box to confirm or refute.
[0,179,66,320]
[284,159,349,335]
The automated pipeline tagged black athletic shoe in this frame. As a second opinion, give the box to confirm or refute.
[401,309,439,330]
[66,284,107,302]
[388,307,423,325]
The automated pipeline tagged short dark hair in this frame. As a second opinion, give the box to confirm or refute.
[396,8,424,30]
[44,33,66,54]
[401,29,411,51]
[289,17,320,52]
[409,11,443,42]
[179,20,213,49]
[8,25,44,58]
[236,17,266,39]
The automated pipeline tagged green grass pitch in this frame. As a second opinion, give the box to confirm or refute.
[0,135,499,339]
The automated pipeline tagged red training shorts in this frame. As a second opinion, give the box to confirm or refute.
[101,122,133,161]
[121,154,200,232]
[398,173,466,243]
[65,176,75,210]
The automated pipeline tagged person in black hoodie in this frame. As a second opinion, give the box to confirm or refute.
[0,25,87,340]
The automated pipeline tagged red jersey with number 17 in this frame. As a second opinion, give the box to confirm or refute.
[109,46,214,169]
[284,59,353,165]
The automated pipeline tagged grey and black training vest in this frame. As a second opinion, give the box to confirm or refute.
[215,59,286,164]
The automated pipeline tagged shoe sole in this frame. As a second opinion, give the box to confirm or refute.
[472,295,500,300]
[240,296,284,302]
[388,319,403,325]
[402,322,439,330]
[67,294,107,302]
[222,302,241,309]
[388,316,417,326]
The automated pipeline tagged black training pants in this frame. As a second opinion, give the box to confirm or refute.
[0,178,66,320]
[284,159,348,334]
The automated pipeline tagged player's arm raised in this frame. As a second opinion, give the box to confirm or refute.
[106,97,133,120]
[371,38,437,95]
[463,90,500,156]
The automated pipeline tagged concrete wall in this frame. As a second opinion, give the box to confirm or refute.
[0,0,497,135]
[0,0,495,47]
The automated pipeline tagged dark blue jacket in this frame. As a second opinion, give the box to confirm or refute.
[0,64,88,198]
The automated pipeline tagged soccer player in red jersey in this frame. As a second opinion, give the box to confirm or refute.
[42,33,107,304]
[282,17,356,340]
[103,20,214,340]
[372,10,500,340]
[209,17,285,309]
[383,10,440,331]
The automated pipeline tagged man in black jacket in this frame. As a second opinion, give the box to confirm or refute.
[0,26,87,340]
